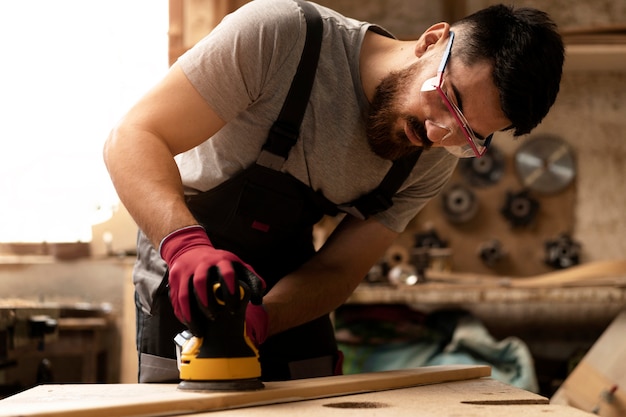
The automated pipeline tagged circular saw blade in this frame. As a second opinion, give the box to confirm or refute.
[514,134,576,194]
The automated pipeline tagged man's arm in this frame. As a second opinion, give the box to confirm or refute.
[103,64,225,247]
[262,215,399,337]
[104,59,398,341]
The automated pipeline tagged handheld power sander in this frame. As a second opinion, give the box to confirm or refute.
[174,271,264,391]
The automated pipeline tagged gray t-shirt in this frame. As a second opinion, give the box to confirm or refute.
[175,0,458,234]
[133,0,458,311]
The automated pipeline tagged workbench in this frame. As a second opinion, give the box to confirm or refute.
[0,365,594,417]
[0,299,116,397]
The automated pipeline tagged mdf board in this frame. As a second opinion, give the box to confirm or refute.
[197,378,596,417]
[551,310,626,417]
[0,365,489,417]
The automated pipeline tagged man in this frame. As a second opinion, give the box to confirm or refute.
[104,0,564,382]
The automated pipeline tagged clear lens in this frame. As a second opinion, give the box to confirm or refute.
[445,144,478,158]
[421,75,486,157]
[418,31,491,159]
[446,98,487,147]
[439,79,487,148]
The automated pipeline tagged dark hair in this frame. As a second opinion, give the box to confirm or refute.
[452,4,564,136]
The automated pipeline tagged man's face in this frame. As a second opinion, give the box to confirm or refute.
[366,35,511,160]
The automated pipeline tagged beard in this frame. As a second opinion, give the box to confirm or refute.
[366,64,432,161]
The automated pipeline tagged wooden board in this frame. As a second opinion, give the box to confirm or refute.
[191,378,595,417]
[425,259,626,288]
[551,310,626,417]
[0,365,489,417]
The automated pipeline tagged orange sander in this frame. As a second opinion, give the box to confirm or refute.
[174,279,264,391]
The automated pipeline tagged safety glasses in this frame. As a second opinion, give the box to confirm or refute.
[421,31,493,158]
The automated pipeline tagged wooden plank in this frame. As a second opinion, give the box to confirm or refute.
[426,259,626,288]
[551,310,626,416]
[0,365,489,417]
[556,362,626,417]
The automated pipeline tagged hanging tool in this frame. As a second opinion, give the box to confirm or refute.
[477,239,507,268]
[500,189,539,227]
[514,134,576,194]
[441,183,478,224]
[459,144,505,187]
[175,277,264,392]
[544,233,582,269]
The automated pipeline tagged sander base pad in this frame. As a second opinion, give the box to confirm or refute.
[178,378,265,392]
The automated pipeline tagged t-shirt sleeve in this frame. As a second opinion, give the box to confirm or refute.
[176,0,306,122]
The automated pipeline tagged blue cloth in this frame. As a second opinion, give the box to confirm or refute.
[338,308,538,392]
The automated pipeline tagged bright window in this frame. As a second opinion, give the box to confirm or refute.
[0,1,168,242]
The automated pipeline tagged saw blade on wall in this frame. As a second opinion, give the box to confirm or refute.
[514,134,576,194]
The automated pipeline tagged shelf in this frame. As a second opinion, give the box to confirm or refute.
[346,282,626,330]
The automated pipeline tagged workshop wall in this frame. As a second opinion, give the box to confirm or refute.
[466,0,626,267]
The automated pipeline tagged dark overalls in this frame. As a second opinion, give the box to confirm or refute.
[135,0,422,382]
[137,145,421,382]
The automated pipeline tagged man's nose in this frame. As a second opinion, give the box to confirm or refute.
[425,120,453,144]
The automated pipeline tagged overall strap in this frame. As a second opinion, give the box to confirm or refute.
[338,150,423,220]
[257,0,323,170]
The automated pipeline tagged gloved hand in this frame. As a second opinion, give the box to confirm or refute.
[160,225,266,338]
[245,303,269,347]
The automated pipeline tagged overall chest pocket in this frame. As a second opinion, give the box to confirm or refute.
[232,165,324,249]
[185,165,327,255]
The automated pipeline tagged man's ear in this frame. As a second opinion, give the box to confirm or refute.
[414,22,451,57]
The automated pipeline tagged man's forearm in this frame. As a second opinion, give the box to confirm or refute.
[261,216,398,337]
[103,126,198,248]
[262,264,362,337]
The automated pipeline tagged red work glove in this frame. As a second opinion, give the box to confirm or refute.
[160,225,267,343]
[245,303,269,347]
